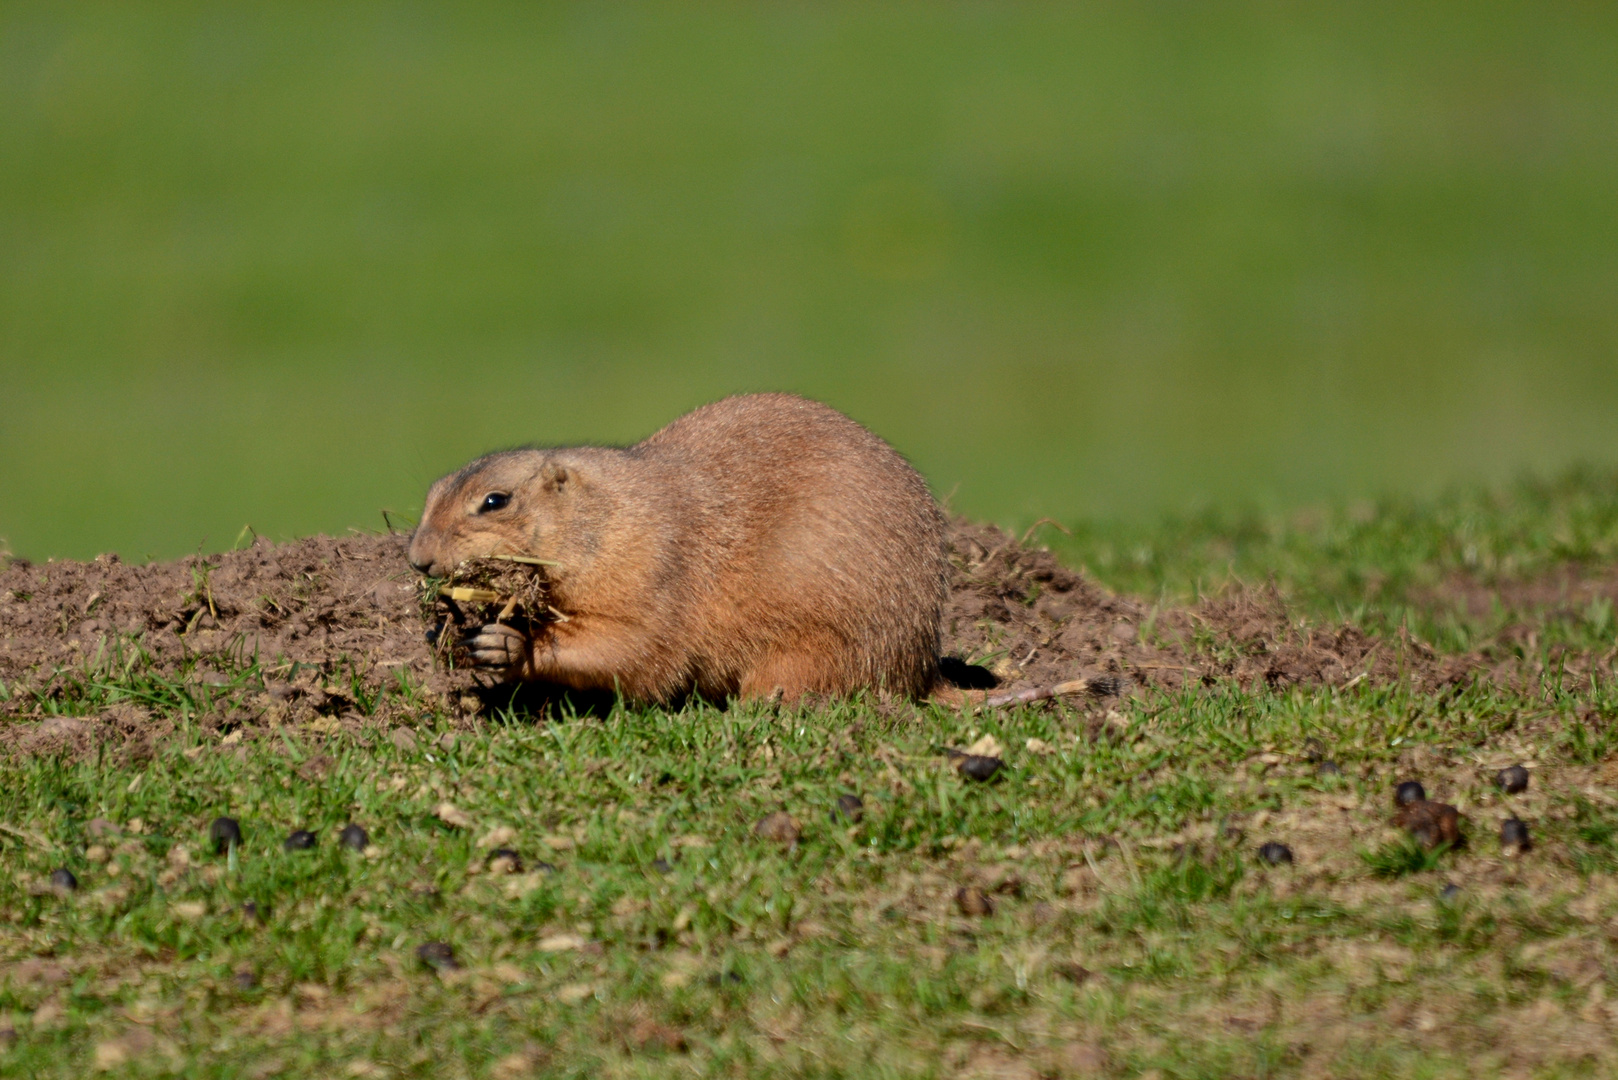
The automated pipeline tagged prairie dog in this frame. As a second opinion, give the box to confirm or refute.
[407,393,949,703]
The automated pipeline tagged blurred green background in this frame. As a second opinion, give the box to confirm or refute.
[3,3,1616,562]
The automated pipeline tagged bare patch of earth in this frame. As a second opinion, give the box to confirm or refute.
[0,521,1601,756]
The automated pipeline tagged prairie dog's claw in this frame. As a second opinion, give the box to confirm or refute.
[465,622,531,677]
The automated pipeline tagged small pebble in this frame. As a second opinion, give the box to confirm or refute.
[48,868,78,892]
[209,816,243,855]
[339,823,369,851]
[1500,817,1532,854]
[832,793,864,824]
[1257,842,1294,866]
[753,811,802,845]
[283,829,317,852]
[1395,781,1426,807]
[955,886,995,917]
[1495,765,1530,795]
[417,941,459,971]
[956,755,1003,782]
[1440,883,1462,901]
[487,848,523,874]
[1316,761,1343,778]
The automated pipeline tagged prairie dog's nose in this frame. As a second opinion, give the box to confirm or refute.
[406,535,437,576]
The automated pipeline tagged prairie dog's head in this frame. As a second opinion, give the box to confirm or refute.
[407,450,583,578]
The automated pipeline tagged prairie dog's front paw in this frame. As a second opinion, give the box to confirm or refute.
[465,623,534,680]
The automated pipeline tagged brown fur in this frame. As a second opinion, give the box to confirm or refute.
[407,393,949,704]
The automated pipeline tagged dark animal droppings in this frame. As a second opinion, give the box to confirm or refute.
[283,829,316,852]
[1395,781,1426,807]
[1495,765,1529,794]
[339,823,369,851]
[957,755,1003,782]
[1393,800,1463,850]
[955,886,995,917]
[1501,818,1532,852]
[49,867,78,891]
[417,941,458,971]
[1257,842,1294,866]
[210,816,242,854]
[832,793,864,824]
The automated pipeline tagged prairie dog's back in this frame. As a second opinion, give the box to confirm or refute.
[638,394,948,698]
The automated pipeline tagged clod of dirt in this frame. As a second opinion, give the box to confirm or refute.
[955,754,1003,782]
[417,941,459,971]
[487,848,523,874]
[1395,781,1427,807]
[434,803,473,829]
[1257,842,1294,866]
[955,886,995,917]
[1053,961,1092,985]
[84,818,120,839]
[1440,883,1462,901]
[1495,765,1530,794]
[209,816,242,855]
[1393,800,1462,850]
[233,968,258,991]
[48,867,78,893]
[339,823,369,851]
[1316,761,1343,778]
[753,811,802,845]
[1501,817,1532,855]
[832,794,864,824]
[625,1018,688,1054]
[282,829,317,852]
[390,729,419,753]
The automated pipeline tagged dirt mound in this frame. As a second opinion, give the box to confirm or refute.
[0,521,1488,749]
[942,520,1476,700]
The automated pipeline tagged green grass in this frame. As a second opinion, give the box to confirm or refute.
[5,3,1618,559]
[1053,467,1618,652]
[6,480,1618,1077]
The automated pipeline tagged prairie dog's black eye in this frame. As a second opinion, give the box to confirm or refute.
[479,492,510,513]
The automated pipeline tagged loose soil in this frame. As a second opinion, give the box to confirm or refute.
[0,520,1577,755]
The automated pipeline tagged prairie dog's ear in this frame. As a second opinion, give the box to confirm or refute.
[540,460,571,493]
